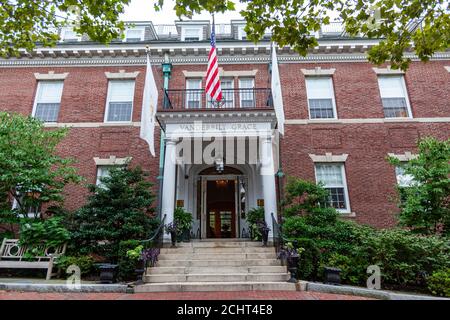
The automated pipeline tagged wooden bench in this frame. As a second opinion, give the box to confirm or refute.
[0,239,66,280]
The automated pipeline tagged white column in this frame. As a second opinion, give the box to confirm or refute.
[260,136,277,239]
[161,139,177,241]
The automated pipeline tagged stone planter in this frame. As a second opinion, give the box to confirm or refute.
[170,231,177,247]
[287,255,299,283]
[261,229,269,246]
[324,267,341,285]
[134,260,145,284]
[182,229,191,242]
[98,263,118,284]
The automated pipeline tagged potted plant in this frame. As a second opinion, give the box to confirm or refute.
[126,245,145,284]
[257,221,271,246]
[164,222,178,247]
[174,207,193,242]
[247,207,265,240]
[277,243,305,283]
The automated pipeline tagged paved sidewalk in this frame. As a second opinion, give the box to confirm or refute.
[0,290,373,300]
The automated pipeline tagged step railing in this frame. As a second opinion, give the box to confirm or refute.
[271,212,284,257]
[141,214,166,269]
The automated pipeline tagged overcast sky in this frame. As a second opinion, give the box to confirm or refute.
[122,0,246,24]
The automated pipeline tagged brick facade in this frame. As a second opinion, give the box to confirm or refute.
[0,56,449,228]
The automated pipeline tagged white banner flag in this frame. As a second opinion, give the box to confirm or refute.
[140,52,158,157]
[271,42,285,136]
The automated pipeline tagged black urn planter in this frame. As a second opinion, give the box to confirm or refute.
[261,229,269,246]
[182,229,191,242]
[170,231,177,247]
[98,263,118,284]
[134,261,145,284]
[287,255,300,283]
[324,267,341,285]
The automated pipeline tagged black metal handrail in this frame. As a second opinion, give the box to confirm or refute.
[162,88,273,110]
[141,214,166,270]
[271,212,284,257]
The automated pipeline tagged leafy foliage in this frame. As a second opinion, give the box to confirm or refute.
[282,177,450,291]
[2,1,449,70]
[0,112,81,236]
[70,166,158,262]
[388,137,450,235]
[19,216,70,248]
[247,207,265,240]
[174,207,193,232]
[0,0,129,57]
[55,255,95,276]
[427,268,450,297]
[117,239,141,280]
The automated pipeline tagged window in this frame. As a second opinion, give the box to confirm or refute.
[315,163,350,212]
[96,166,113,186]
[239,78,255,108]
[208,78,234,108]
[61,28,81,42]
[11,189,41,219]
[105,80,135,122]
[32,81,64,122]
[377,75,412,118]
[305,77,337,119]
[186,79,202,109]
[124,28,145,42]
[182,27,203,41]
[395,164,414,187]
[237,25,247,40]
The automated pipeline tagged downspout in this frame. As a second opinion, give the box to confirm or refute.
[157,52,172,219]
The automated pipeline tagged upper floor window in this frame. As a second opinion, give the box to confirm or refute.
[11,188,41,219]
[60,27,81,42]
[32,81,64,122]
[207,78,234,108]
[239,78,255,108]
[124,27,145,42]
[305,77,337,119]
[105,80,135,122]
[395,164,415,187]
[181,27,203,41]
[186,79,202,109]
[237,25,247,40]
[96,165,113,187]
[377,75,412,118]
[315,163,350,213]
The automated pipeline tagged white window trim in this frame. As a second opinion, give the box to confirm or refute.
[182,69,258,78]
[305,76,338,120]
[31,81,64,123]
[239,78,255,108]
[105,70,140,80]
[123,27,145,42]
[445,66,450,73]
[237,25,246,40]
[93,156,132,166]
[104,80,136,123]
[372,67,405,75]
[34,71,69,81]
[181,27,203,41]
[60,27,82,42]
[377,75,413,119]
[309,153,348,162]
[387,152,418,162]
[209,78,234,108]
[301,67,336,76]
[186,78,202,109]
[314,163,352,214]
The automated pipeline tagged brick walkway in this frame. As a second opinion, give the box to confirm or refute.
[0,290,372,300]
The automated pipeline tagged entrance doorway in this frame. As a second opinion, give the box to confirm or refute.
[197,166,247,239]
[206,180,236,238]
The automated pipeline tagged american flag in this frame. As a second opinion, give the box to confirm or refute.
[205,20,222,102]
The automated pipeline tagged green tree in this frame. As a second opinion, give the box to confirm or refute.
[388,137,450,235]
[0,112,80,237]
[1,1,449,70]
[70,166,158,262]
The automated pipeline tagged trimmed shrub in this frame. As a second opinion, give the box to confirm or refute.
[55,255,95,276]
[117,239,141,281]
[427,269,450,297]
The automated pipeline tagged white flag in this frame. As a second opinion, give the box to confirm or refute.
[271,42,285,136]
[140,52,158,157]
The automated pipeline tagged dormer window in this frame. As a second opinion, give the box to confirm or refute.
[124,27,145,42]
[182,27,203,41]
[60,27,81,42]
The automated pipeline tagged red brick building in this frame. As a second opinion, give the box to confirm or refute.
[1,21,449,237]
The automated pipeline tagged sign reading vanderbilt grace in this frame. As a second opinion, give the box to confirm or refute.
[166,121,272,138]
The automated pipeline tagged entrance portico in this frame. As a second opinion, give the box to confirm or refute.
[158,109,279,241]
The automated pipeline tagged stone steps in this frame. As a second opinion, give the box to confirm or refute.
[144,273,290,283]
[147,266,287,274]
[156,259,282,267]
[158,253,276,260]
[135,281,298,292]
[142,239,296,292]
